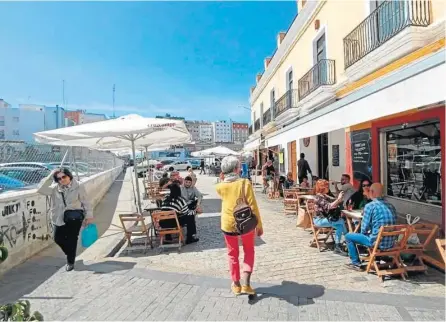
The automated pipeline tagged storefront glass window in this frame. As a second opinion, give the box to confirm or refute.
[386,120,442,207]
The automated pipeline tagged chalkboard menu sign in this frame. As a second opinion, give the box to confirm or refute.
[332,145,340,167]
[350,129,372,181]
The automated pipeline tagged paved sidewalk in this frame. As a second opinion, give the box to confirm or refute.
[0,171,444,321]
[0,259,444,321]
[117,174,446,298]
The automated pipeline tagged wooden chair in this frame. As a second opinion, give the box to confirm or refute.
[152,210,184,250]
[436,238,445,266]
[365,225,410,282]
[306,200,334,252]
[283,190,299,215]
[402,223,440,272]
[119,213,152,251]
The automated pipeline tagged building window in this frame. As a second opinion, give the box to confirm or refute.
[0,116,4,127]
[287,69,293,90]
[13,130,19,136]
[0,130,4,139]
[12,116,19,122]
[385,120,442,207]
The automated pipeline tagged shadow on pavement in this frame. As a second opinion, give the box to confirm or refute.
[74,259,135,274]
[249,280,325,306]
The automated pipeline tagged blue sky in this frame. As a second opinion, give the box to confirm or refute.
[0,1,297,123]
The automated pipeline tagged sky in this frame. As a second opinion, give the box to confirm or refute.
[0,1,297,123]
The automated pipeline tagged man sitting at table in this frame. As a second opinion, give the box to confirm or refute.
[344,183,397,271]
[333,174,356,206]
[161,183,199,244]
[170,171,184,185]
[283,172,295,189]
[181,176,203,212]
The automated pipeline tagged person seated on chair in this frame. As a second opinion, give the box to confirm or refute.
[313,179,348,256]
[346,179,373,210]
[181,176,203,213]
[186,166,197,187]
[283,172,295,189]
[160,183,199,244]
[159,172,170,189]
[300,177,310,189]
[344,183,397,271]
[332,174,356,206]
[262,159,275,193]
[170,171,184,185]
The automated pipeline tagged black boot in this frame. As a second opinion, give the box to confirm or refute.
[334,244,348,257]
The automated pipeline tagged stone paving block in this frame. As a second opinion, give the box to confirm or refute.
[405,307,446,321]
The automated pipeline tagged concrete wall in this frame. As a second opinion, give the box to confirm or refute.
[0,166,123,275]
[299,136,318,178]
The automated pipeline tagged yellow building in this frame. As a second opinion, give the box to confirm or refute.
[244,0,445,227]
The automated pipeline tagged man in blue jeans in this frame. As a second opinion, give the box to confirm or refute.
[345,183,397,271]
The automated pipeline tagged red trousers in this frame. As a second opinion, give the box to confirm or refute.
[223,230,255,282]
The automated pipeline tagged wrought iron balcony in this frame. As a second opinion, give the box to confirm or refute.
[274,89,299,119]
[263,109,271,127]
[248,125,253,135]
[254,119,261,132]
[343,0,431,69]
[298,59,336,100]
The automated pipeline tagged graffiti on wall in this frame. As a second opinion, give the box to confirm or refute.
[0,194,50,263]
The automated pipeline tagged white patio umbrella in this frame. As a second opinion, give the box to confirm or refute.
[34,114,192,212]
[191,145,240,157]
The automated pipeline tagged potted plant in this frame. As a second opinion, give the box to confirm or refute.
[0,300,43,321]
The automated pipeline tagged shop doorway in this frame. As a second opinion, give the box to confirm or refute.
[318,133,329,179]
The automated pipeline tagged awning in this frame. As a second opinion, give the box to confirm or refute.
[266,56,445,145]
[243,138,260,151]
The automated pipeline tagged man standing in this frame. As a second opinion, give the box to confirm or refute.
[181,176,203,212]
[333,174,356,206]
[199,159,206,175]
[262,159,275,194]
[297,153,312,184]
[344,183,397,271]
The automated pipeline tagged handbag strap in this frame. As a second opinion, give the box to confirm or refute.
[235,179,247,205]
[60,191,67,207]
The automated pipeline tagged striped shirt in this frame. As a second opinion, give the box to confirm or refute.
[161,196,194,218]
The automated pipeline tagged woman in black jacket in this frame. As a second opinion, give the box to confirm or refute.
[346,179,372,210]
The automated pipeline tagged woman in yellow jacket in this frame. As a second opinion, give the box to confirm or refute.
[216,155,263,296]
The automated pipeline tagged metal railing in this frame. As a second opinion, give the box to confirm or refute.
[263,109,272,127]
[0,141,123,193]
[298,59,336,100]
[274,89,299,119]
[343,0,431,69]
[254,119,261,132]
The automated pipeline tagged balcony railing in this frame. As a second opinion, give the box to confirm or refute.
[274,89,299,119]
[254,119,261,132]
[263,109,271,127]
[343,0,431,69]
[298,59,336,100]
[248,125,253,135]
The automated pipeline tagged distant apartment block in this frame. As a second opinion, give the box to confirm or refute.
[212,120,232,143]
[232,122,249,144]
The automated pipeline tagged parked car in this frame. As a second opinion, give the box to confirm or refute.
[0,162,54,171]
[0,174,26,192]
[188,159,201,170]
[0,167,50,184]
[156,160,174,170]
[162,161,192,172]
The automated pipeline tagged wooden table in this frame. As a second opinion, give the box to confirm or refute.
[342,209,363,233]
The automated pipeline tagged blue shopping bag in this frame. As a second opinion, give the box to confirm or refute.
[81,223,98,248]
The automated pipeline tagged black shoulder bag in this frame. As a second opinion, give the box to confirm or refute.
[233,179,258,235]
[60,191,85,223]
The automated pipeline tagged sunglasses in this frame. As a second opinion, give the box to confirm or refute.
[362,183,371,187]
[57,175,68,181]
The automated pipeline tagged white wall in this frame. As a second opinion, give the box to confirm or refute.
[0,166,122,275]
[328,129,346,182]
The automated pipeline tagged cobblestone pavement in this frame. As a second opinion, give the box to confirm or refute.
[0,172,444,321]
[118,174,446,297]
[0,258,445,321]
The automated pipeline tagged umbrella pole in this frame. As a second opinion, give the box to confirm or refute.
[132,138,142,213]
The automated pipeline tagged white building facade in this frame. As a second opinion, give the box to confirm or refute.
[212,120,232,143]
